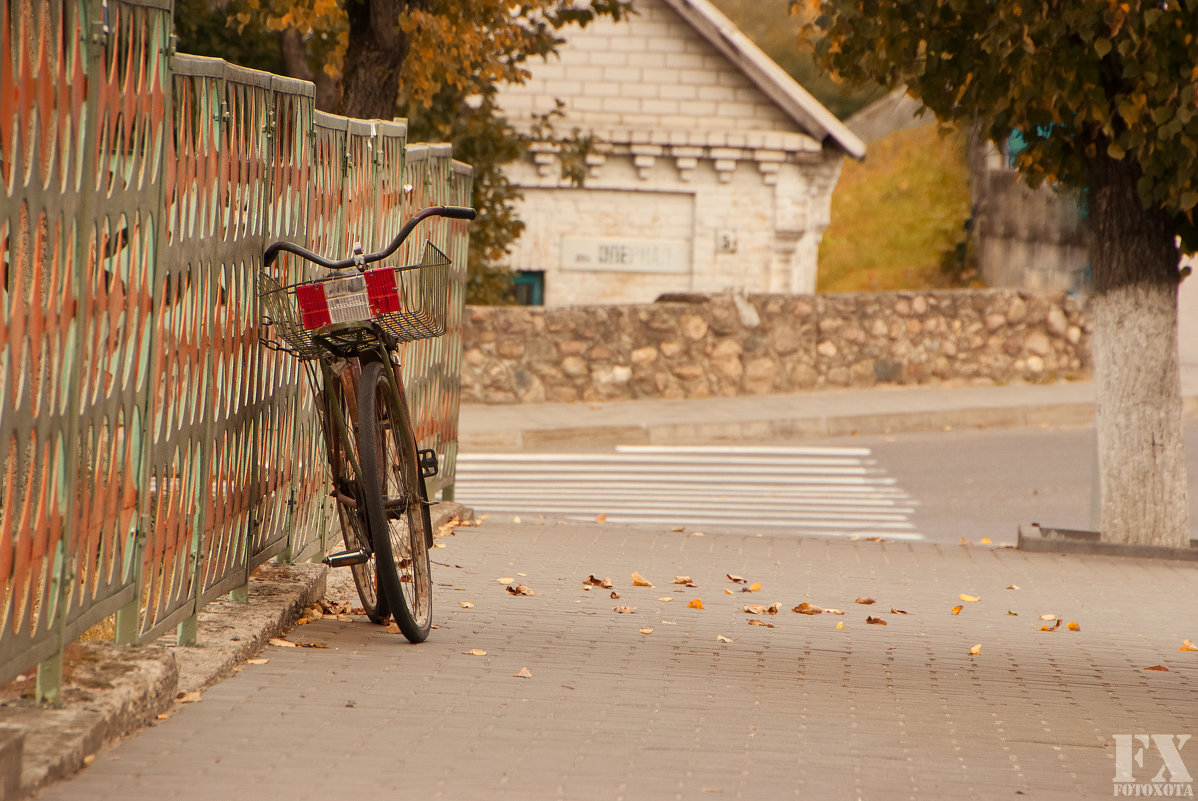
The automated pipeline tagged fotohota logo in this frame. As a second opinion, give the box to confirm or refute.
[1114,735,1193,797]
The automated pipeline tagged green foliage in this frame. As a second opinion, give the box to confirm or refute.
[174,0,285,74]
[818,124,974,292]
[799,0,1198,252]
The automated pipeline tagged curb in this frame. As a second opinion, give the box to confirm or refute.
[464,395,1198,451]
[1017,523,1198,561]
[0,502,476,801]
[467,402,1100,451]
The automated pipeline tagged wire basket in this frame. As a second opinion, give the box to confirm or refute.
[259,240,451,360]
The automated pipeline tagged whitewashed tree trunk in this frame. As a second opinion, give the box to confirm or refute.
[1088,149,1190,547]
[1092,282,1189,546]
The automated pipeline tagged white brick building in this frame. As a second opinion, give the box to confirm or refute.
[495,0,865,306]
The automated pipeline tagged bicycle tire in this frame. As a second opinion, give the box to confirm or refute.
[357,359,433,643]
[325,370,389,624]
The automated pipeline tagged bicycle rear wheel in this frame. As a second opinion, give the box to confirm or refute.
[325,369,388,624]
[358,359,433,643]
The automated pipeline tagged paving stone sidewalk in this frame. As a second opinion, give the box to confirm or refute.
[32,518,1198,801]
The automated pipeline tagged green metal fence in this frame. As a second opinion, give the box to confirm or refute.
[0,0,473,698]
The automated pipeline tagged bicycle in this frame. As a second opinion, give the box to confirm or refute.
[259,205,476,643]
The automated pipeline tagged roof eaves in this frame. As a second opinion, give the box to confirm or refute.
[659,0,866,160]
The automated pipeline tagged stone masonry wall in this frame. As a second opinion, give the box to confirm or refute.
[461,290,1091,404]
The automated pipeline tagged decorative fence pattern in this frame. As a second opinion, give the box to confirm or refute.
[0,0,473,694]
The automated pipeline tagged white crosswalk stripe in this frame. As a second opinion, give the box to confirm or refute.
[455,444,923,540]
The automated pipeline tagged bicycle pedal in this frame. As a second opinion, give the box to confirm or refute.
[417,448,438,478]
[322,549,371,568]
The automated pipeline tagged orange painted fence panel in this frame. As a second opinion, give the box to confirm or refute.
[0,0,473,688]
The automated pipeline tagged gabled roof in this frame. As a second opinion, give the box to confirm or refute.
[662,0,866,160]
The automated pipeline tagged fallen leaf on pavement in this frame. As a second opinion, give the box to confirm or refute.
[748,619,774,628]
[246,658,270,665]
[890,608,910,615]
[1144,665,1170,672]
[950,606,963,616]
[584,574,614,589]
[969,643,982,655]
[671,526,685,533]
[465,649,487,656]
[613,605,637,614]
[793,603,823,615]
[1040,619,1062,632]
[632,572,654,587]
[459,601,474,609]
[691,531,704,537]
[747,582,762,592]
[178,691,202,703]
[1006,585,1020,590]
[717,635,733,643]
[512,516,521,523]
[610,591,621,599]
[639,628,654,635]
[1180,640,1198,651]
[688,599,704,609]
[724,589,734,595]
[595,513,607,523]
[836,621,845,630]
[1067,621,1080,632]
[1038,614,1057,621]
[980,538,993,544]
[767,603,781,614]
[856,597,877,605]
[657,597,675,603]
[385,622,401,634]
[298,642,328,648]
[726,574,747,584]
[513,667,532,678]
[1007,611,1019,616]
[865,616,887,625]
[672,576,693,585]
[824,608,845,615]
[506,584,533,596]
[269,638,298,648]
[960,594,980,603]
[498,576,514,584]
[742,605,766,615]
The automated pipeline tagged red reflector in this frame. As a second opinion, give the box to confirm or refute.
[366,268,400,314]
[296,284,331,329]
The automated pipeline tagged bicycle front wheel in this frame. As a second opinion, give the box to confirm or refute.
[358,360,433,643]
[325,369,388,624]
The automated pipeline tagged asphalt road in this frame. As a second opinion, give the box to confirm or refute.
[819,422,1198,545]
[457,422,1198,546]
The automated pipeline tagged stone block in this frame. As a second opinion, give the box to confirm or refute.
[681,315,709,341]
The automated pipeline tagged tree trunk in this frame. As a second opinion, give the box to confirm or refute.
[339,0,412,119]
[279,30,341,112]
[1088,152,1189,546]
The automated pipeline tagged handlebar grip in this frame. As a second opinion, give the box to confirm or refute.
[440,206,477,221]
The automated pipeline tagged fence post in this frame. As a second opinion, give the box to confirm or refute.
[114,515,151,645]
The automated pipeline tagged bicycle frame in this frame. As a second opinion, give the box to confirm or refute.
[309,325,423,529]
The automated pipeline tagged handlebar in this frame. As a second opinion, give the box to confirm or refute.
[263,205,477,270]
